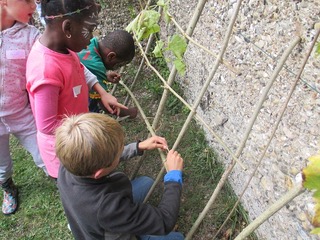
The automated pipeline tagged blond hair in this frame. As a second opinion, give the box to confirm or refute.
[55,113,124,176]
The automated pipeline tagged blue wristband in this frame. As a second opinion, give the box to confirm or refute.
[164,170,183,185]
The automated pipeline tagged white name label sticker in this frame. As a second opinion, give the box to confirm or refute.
[73,85,82,97]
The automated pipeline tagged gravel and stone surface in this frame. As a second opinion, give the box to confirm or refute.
[159,0,320,239]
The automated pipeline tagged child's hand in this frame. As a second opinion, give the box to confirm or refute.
[92,83,127,115]
[166,150,184,171]
[100,92,127,115]
[138,136,168,151]
[107,71,121,83]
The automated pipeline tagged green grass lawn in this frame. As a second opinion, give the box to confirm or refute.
[1,137,73,239]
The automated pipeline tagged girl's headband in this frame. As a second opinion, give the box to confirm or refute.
[44,5,92,20]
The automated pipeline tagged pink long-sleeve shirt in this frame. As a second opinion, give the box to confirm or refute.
[26,40,97,177]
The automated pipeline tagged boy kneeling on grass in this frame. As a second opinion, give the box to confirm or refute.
[55,112,185,240]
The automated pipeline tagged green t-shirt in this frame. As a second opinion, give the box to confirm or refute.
[78,37,112,99]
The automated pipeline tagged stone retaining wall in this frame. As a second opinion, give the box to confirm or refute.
[160,0,320,239]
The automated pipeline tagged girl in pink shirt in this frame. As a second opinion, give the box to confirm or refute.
[0,0,47,216]
[26,0,126,179]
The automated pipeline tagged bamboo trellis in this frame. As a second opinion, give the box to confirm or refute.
[116,0,319,239]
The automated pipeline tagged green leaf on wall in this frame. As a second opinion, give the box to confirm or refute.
[303,154,320,233]
[168,34,187,59]
[153,40,165,58]
[157,0,171,24]
[126,10,161,41]
[174,58,186,75]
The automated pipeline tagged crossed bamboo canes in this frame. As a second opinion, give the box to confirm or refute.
[119,0,319,238]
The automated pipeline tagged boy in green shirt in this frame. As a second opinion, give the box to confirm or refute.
[78,30,137,118]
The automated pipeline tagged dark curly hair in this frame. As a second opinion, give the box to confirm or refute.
[100,30,136,62]
[40,0,100,24]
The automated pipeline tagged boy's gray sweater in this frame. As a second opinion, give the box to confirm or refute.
[58,143,182,240]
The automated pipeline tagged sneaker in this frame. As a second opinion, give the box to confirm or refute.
[1,178,18,215]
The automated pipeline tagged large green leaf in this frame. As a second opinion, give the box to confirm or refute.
[168,34,187,59]
[157,0,171,24]
[157,0,166,6]
[303,155,320,191]
[174,58,186,75]
[153,40,165,58]
[127,5,187,76]
[126,10,161,41]
[303,154,320,231]
[311,228,320,234]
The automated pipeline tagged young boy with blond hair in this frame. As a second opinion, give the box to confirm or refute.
[56,113,184,240]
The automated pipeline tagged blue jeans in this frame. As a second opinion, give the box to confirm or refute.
[139,232,185,240]
[131,176,184,240]
[131,176,154,203]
